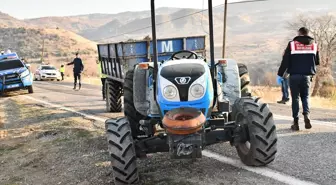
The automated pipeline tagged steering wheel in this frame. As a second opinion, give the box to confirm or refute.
[170,50,199,60]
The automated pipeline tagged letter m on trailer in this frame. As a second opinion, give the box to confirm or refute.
[161,40,173,53]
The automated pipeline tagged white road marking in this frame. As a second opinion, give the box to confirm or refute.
[23,95,106,123]
[274,114,336,127]
[21,95,321,185]
[203,151,319,185]
[34,81,95,91]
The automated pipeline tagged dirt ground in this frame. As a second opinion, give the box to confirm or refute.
[0,98,112,185]
[1,98,254,185]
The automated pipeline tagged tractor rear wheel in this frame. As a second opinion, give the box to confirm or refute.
[238,63,251,97]
[232,97,277,166]
[124,69,146,138]
[106,79,122,112]
[106,117,139,185]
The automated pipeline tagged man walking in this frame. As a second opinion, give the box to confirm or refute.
[277,27,320,131]
[67,53,84,90]
[97,60,107,100]
[60,64,65,81]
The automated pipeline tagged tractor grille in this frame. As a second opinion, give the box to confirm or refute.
[163,108,206,116]
[160,63,205,101]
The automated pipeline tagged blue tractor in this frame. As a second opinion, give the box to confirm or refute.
[0,52,34,96]
[103,1,277,184]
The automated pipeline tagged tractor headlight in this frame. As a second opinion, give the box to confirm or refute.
[20,70,30,78]
[163,85,177,99]
[190,84,204,98]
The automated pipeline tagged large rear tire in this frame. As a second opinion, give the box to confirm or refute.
[238,63,251,97]
[106,79,122,112]
[106,117,139,185]
[232,97,277,166]
[124,69,146,138]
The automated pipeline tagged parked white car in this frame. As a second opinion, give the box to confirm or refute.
[34,65,61,81]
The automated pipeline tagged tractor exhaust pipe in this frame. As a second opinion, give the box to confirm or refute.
[150,0,159,102]
[208,0,218,108]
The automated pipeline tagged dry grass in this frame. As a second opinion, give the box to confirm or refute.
[0,98,109,185]
[252,86,336,109]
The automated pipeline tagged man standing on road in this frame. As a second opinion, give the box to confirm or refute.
[67,53,84,90]
[277,27,320,131]
[97,60,107,100]
[60,64,65,81]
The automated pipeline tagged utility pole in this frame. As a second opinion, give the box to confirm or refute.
[41,38,45,63]
[222,0,228,58]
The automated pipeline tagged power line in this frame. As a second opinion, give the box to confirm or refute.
[93,3,226,42]
[93,0,272,43]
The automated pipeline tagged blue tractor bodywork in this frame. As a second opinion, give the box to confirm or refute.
[0,52,34,95]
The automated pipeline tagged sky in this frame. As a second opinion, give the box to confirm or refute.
[0,0,242,19]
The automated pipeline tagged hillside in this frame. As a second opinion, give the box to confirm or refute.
[0,27,98,76]
[0,12,27,28]
[24,7,181,33]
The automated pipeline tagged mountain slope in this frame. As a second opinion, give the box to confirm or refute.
[0,27,98,76]
[0,12,27,28]
[24,7,181,33]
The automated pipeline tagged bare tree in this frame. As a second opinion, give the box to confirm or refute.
[287,14,336,96]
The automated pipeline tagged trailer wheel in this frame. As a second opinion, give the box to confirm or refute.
[232,97,277,166]
[28,86,34,94]
[106,79,122,112]
[238,63,251,97]
[124,69,146,138]
[106,117,139,185]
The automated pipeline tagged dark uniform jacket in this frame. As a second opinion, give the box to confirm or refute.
[277,36,320,77]
[67,57,84,74]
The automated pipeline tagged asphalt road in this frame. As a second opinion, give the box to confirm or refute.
[5,81,336,185]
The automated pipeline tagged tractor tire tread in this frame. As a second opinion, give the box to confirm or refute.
[106,118,139,185]
[124,69,146,138]
[106,80,122,112]
[232,97,277,166]
[238,63,251,97]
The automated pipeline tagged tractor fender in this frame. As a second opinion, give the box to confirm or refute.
[133,65,150,116]
[216,59,241,106]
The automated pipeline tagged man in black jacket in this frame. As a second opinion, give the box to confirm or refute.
[277,27,320,131]
[67,53,84,90]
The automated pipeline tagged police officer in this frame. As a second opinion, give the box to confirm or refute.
[97,60,107,100]
[60,64,65,81]
[277,27,320,131]
[67,53,84,90]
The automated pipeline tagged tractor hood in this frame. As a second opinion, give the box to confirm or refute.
[159,59,207,101]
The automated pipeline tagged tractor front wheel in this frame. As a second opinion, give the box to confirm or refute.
[232,97,277,166]
[106,117,139,185]
[105,79,122,112]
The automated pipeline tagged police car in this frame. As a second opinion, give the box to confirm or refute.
[0,52,34,95]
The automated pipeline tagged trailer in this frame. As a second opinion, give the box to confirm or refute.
[97,35,207,112]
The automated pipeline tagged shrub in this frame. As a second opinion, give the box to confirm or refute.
[319,84,336,98]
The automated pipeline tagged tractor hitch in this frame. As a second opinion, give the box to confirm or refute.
[134,120,247,159]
